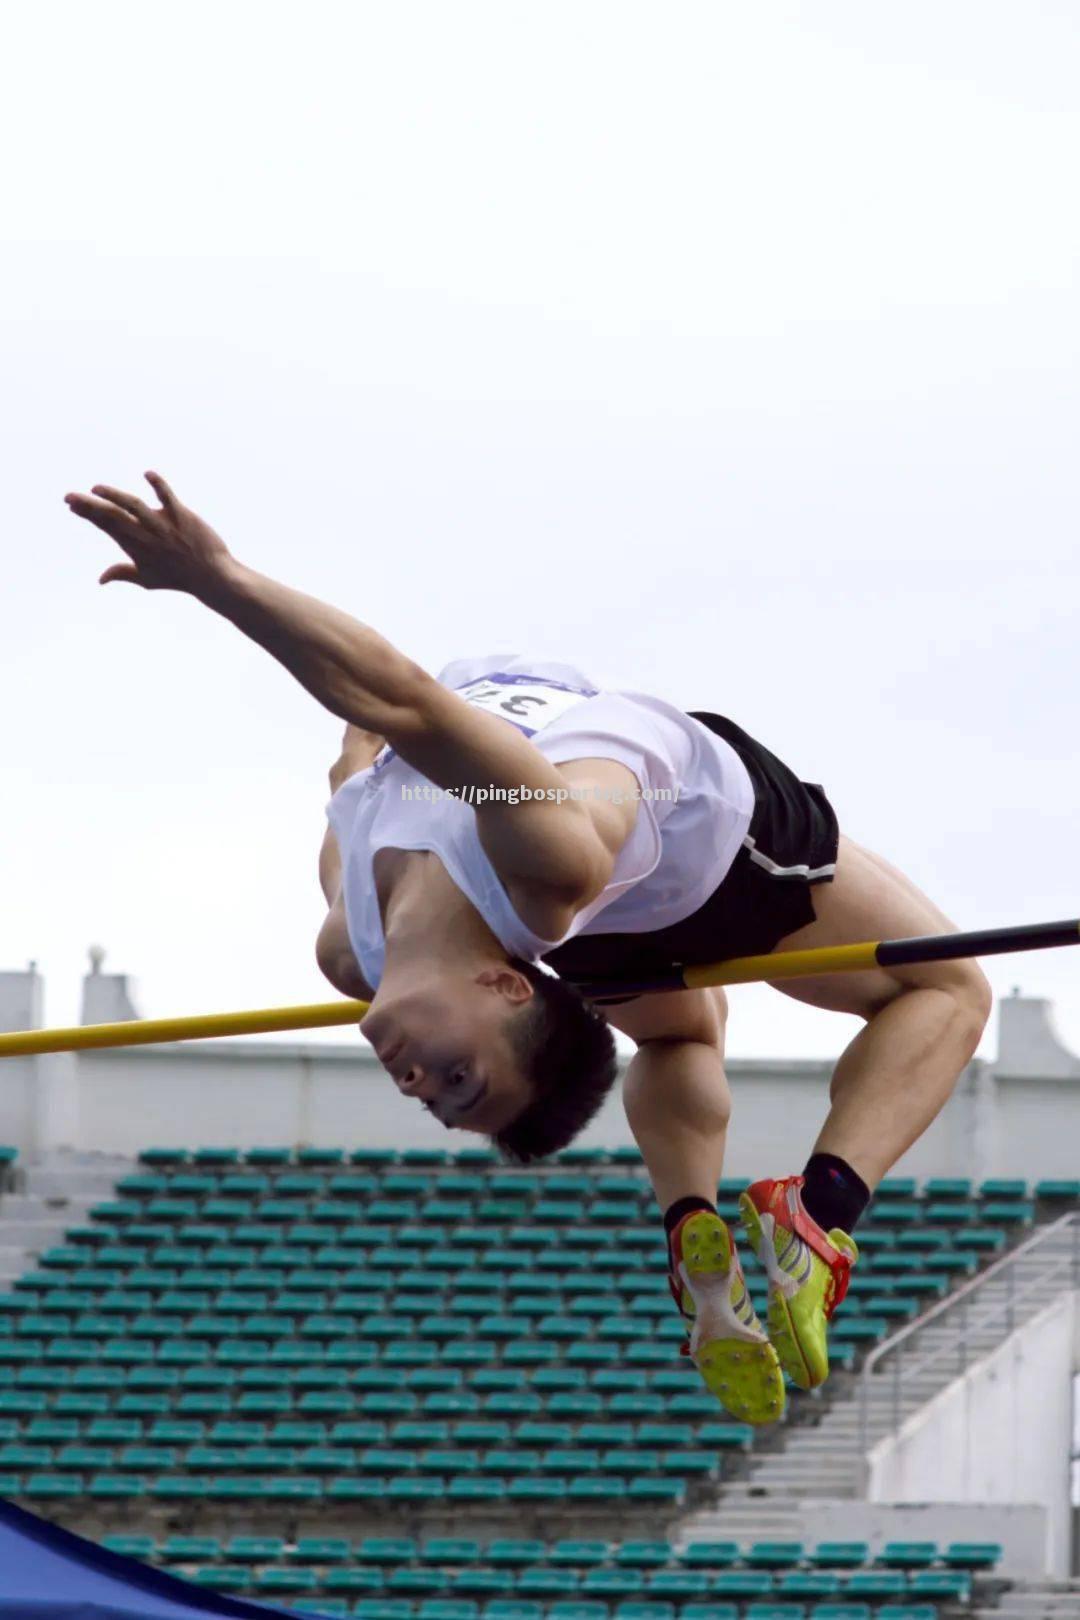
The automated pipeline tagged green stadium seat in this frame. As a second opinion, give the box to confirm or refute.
[1035,1179,1080,1203]
[743,1608,806,1620]
[615,1543,669,1569]
[256,1568,321,1595]
[551,1542,609,1567]
[979,1178,1027,1198]
[924,1202,977,1225]
[874,1609,935,1620]
[876,1544,936,1570]
[353,1606,414,1620]
[100,1535,156,1559]
[943,1541,1001,1569]
[226,1535,287,1563]
[983,1201,1034,1224]
[747,1545,805,1570]
[359,1538,420,1565]
[678,1545,740,1569]
[517,1570,578,1597]
[418,1539,482,1565]
[419,1606,480,1620]
[711,1575,774,1597]
[158,1535,220,1561]
[487,1541,544,1567]
[627,1479,683,1503]
[448,1477,505,1502]
[16,1423,74,1449]
[906,1571,970,1599]
[647,1574,710,1598]
[680,1608,739,1620]
[776,1576,840,1598]
[843,1574,906,1597]
[193,1567,252,1593]
[923,1179,971,1200]
[869,1203,920,1226]
[24,1473,83,1499]
[243,1147,291,1166]
[390,1573,448,1597]
[613,1606,673,1620]
[584,1574,644,1597]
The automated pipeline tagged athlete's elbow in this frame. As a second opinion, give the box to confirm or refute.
[557,824,616,910]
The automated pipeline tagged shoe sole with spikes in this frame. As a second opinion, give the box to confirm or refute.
[673,1210,786,1426]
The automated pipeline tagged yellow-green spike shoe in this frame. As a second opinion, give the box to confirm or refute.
[668,1208,786,1425]
[738,1173,859,1391]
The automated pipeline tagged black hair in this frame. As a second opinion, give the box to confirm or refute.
[492,958,620,1164]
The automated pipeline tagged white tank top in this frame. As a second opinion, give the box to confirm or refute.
[325,655,755,990]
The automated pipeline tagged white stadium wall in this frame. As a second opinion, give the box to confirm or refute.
[1,963,1079,1181]
[865,1292,1079,1577]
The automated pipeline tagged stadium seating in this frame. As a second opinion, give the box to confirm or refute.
[85,1532,992,1615]
[0,1157,1056,1519]
[0,1152,1047,1619]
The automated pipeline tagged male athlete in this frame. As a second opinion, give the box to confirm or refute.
[65,473,992,1426]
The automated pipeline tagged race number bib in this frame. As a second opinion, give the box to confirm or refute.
[372,671,597,774]
[454,674,596,734]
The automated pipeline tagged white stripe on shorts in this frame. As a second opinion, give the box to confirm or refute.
[743,833,837,881]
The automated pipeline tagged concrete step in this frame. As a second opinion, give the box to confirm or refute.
[0,1220,77,1249]
[24,1164,131,1199]
[748,1456,860,1475]
[0,1193,96,1221]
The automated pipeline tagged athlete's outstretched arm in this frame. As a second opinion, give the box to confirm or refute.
[65,473,628,913]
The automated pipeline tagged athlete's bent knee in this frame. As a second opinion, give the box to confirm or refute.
[953,963,993,1049]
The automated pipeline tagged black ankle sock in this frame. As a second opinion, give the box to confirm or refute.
[800,1153,870,1235]
[663,1196,717,1264]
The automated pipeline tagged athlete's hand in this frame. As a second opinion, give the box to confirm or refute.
[64,472,235,597]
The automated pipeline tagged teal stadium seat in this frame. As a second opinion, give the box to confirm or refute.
[678,1545,741,1569]
[943,1541,1001,1569]
[877,1543,936,1569]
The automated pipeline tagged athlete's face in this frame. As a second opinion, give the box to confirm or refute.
[360,972,534,1137]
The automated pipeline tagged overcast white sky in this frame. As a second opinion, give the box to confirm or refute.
[1,2,1078,1067]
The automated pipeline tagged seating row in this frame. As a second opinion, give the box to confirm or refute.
[23,1235,1013,1268]
[237,1602,942,1620]
[0,1387,817,1418]
[173,1566,976,1600]
[96,1536,1002,1571]
[0,1472,694,1504]
[257,1603,942,1620]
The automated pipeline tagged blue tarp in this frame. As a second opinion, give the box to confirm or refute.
[0,1497,298,1619]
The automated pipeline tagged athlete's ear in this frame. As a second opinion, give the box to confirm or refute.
[475,965,534,1005]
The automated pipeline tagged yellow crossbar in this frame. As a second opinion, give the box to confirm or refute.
[0,917,1075,1057]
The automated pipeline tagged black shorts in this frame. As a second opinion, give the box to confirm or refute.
[541,710,840,998]
[687,710,840,956]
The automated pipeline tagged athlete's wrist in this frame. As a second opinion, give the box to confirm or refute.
[193,554,259,613]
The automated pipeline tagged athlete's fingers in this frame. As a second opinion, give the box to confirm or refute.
[144,470,181,515]
[64,493,141,542]
[90,484,156,524]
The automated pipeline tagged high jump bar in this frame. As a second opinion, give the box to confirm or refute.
[0,917,1077,1059]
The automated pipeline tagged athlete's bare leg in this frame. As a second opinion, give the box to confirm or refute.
[620,987,732,1210]
[765,834,992,1189]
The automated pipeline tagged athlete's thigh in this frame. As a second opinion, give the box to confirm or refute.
[765,833,966,1019]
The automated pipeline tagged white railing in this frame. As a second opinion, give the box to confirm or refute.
[857,1211,1080,1491]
